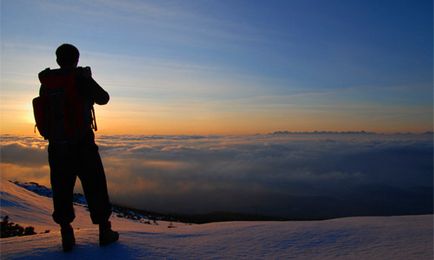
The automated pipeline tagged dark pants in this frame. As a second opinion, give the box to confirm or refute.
[48,139,112,225]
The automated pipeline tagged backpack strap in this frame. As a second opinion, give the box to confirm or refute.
[91,106,98,131]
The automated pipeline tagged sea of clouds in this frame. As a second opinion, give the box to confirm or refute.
[1,133,432,219]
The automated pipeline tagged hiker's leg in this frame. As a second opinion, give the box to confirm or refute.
[48,143,77,225]
[78,142,112,224]
[99,220,119,246]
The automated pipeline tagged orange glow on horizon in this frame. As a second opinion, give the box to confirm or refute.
[2,110,431,136]
[1,95,431,136]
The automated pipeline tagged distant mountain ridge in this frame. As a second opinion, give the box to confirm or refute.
[270,130,375,135]
[269,130,434,135]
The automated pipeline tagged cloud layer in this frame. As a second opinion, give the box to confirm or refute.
[1,133,432,219]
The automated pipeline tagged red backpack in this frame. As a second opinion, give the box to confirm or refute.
[33,67,97,140]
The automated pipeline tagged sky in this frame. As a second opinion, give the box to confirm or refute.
[1,0,433,134]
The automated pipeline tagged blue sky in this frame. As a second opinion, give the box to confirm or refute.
[1,0,432,134]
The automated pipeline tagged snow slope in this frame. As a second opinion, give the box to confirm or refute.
[1,180,432,259]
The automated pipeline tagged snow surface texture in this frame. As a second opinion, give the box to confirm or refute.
[0,179,433,259]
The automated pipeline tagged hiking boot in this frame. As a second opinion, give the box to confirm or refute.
[99,221,119,246]
[60,224,75,252]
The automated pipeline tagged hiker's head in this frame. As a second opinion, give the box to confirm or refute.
[56,44,79,69]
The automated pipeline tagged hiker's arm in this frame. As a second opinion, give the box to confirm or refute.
[39,85,47,96]
[90,78,110,105]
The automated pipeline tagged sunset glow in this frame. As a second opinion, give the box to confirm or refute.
[0,4,432,257]
[1,1,432,135]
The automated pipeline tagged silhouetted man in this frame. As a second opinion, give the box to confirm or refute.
[37,43,118,252]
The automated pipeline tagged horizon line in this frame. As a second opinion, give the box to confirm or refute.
[1,130,433,137]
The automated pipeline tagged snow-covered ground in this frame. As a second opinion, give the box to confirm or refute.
[0,179,432,259]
